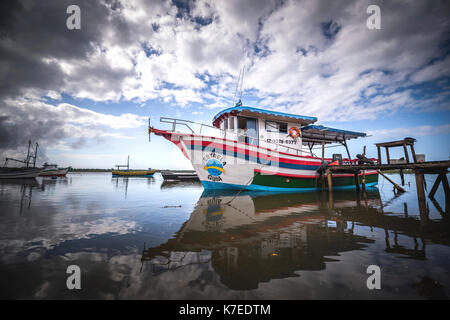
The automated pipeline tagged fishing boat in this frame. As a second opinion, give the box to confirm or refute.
[112,156,156,177]
[0,141,41,179]
[0,167,42,179]
[39,163,69,177]
[160,170,199,181]
[148,103,378,191]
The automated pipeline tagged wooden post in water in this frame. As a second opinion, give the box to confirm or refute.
[410,144,418,163]
[321,141,325,191]
[361,146,366,193]
[354,172,360,192]
[399,169,405,186]
[327,168,333,209]
[415,170,426,203]
[377,145,382,165]
[385,147,391,164]
[441,173,449,214]
[403,144,410,163]
[415,170,428,225]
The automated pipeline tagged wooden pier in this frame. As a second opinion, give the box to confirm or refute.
[325,138,449,214]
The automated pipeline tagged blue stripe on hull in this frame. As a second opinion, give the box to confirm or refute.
[201,180,378,192]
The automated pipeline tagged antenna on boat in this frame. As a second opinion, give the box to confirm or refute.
[233,65,245,106]
[232,68,242,106]
[238,66,245,102]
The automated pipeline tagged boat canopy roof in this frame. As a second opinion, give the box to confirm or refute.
[301,125,366,145]
[212,106,317,128]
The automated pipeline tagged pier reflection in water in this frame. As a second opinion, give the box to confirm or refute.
[0,173,448,299]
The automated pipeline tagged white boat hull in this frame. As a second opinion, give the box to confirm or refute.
[39,168,69,177]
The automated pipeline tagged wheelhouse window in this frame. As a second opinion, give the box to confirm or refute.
[224,118,228,130]
[229,116,234,130]
[265,121,288,133]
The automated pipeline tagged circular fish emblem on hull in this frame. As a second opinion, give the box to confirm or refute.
[203,204,224,222]
[204,158,224,177]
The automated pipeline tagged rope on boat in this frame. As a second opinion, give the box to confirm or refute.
[223,162,266,205]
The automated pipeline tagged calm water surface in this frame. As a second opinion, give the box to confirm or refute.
[0,173,448,299]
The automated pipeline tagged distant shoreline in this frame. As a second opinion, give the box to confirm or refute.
[69,169,194,172]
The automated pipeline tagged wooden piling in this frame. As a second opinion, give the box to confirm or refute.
[385,147,391,164]
[403,144,410,163]
[321,141,325,191]
[415,171,426,206]
[410,145,418,163]
[327,169,333,192]
[362,146,366,193]
[400,169,405,186]
[327,169,333,209]
[354,172,360,192]
[377,145,382,165]
[415,170,428,225]
[362,173,366,193]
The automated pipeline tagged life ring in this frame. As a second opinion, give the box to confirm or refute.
[289,127,301,139]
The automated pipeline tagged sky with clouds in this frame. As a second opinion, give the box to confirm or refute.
[0,0,449,169]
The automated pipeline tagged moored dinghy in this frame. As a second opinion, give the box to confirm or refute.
[161,170,199,181]
[149,104,378,191]
[112,155,156,177]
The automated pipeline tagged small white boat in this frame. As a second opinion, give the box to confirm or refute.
[39,163,69,177]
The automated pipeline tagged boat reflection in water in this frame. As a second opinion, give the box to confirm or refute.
[0,173,448,299]
[141,187,449,296]
[142,190,384,290]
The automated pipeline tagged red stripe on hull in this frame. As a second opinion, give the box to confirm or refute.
[190,140,322,166]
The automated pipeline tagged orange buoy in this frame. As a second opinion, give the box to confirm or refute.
[289,127,301,139]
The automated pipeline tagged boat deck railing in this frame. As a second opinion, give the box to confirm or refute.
[159,117,314,157]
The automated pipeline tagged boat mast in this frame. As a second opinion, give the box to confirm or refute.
[33,142,39,168]
[26,140,31,168]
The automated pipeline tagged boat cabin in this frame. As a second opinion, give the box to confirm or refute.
[42,163,58,171]
[212,105,366,158]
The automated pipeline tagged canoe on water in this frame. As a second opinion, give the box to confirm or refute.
[112,169,156,177]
